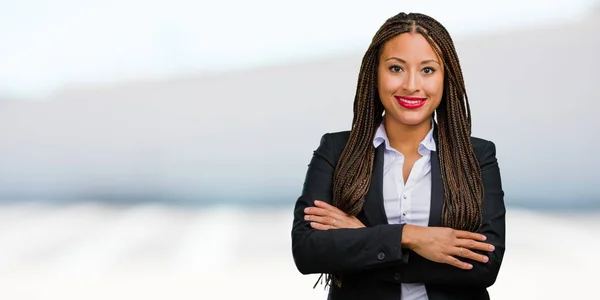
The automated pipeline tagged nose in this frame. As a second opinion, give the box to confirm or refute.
[402,70,420,94]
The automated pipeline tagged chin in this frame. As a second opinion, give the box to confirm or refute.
[401,118,429,126]
[390,111,432,126]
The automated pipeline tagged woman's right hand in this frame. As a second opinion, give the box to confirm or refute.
[401,224,495,270]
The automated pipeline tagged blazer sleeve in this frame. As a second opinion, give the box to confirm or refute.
[291,133,409,275]
[399,140,506,287]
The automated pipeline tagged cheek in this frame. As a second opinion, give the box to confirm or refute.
[377,68,387,89]
[423,76,444,100]
[377,72,400,94]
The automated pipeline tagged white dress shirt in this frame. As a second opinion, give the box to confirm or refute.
[373,118,436,300]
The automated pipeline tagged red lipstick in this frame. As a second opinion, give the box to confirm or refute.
[395,96,427,109]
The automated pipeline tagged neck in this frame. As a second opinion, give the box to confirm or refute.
[384,115,432,155]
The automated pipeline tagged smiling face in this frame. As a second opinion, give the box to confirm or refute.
[377,32,445,127]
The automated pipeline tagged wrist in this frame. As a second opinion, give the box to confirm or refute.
[401,224,419,249]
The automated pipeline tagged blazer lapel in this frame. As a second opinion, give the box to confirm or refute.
[428,149,444,227]
[428,122,444,227]
[363,144,389,226]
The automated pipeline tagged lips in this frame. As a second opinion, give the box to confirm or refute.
[395,96,427,109]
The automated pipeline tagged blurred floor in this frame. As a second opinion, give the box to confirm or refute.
[0,203,598,299]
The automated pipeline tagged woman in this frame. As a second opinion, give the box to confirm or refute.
[291,12,506,300]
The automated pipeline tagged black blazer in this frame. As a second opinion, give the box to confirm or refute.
[291,128,506,300]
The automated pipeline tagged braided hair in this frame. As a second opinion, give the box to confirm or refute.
[332,12,483,233]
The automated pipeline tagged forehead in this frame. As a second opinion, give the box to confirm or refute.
[380,32,440,60]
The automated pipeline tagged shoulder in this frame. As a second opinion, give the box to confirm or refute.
[470,136,498,165]
[321,131,351,147]
[313,131,352,164]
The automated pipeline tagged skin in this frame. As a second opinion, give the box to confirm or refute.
[304,32,494,270]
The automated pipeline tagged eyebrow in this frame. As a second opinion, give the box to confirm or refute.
[385,57,441,66]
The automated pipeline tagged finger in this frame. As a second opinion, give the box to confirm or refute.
[310,221,336,231]
[456,239,495,252]
[305,215,337,227]
[305,206,346,223]
[454,230,487,241]
[445,255,473,270]
[454,247,490,264]
[304,207,332,217]
[314,200,345,214]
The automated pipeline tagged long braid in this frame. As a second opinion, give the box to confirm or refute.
[332,18,412,215]
[332,12,483,232]
[414,14,484,232]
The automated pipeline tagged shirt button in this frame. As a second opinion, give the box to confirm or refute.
[393,273,402,281]
[403,195,407,199]
[377,252,386,260]
[402,212,407,216]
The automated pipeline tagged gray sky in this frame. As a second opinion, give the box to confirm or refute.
[0,0,596,98]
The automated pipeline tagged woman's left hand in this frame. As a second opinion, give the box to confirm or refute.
[304,200,366,230]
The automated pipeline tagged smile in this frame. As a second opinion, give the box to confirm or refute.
[395,96,427,109]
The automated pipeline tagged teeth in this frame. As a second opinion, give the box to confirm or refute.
[399,98,423,104]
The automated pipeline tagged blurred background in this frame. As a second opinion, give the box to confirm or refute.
[1,0,599,299]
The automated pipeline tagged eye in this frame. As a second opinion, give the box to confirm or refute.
[389,65,403,73]
[422,67,436,75]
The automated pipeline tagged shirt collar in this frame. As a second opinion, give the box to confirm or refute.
[373,117,437,152]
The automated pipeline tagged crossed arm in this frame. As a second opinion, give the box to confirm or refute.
[291,133,506,287]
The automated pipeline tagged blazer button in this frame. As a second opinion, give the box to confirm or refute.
[377,252,386,260]
[393,273,401,281]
